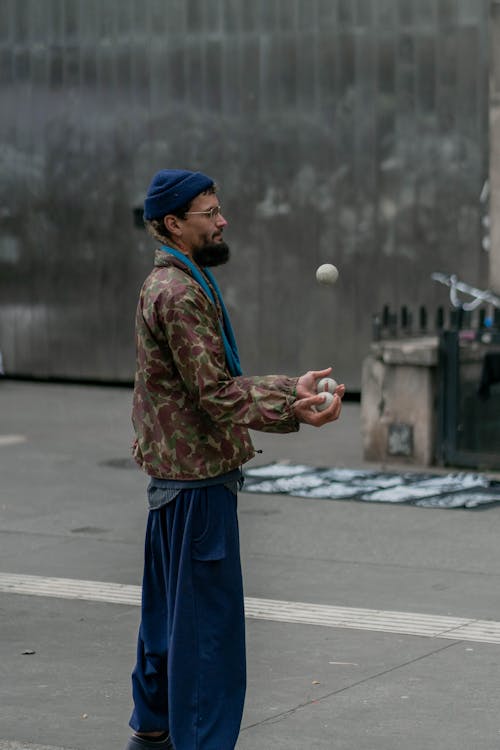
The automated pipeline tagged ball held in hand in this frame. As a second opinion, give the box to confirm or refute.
[314,391,335,412]
[316,263,339,285]
[317,377,339,394]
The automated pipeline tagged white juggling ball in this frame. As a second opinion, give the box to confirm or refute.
[314,391,335,412]
[315,263,339,285]
[317,377,339,395]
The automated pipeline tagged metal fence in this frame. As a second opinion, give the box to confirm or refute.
[0,0,491,386]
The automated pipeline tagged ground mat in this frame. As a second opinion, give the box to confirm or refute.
[242,463,500,509]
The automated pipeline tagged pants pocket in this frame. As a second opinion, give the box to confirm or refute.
[191,488,227,561]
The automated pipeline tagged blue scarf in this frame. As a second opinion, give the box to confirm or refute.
[160,245,242,376]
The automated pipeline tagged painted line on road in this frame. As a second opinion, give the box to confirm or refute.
[0,743,71,750]
[0,434,27,446]
[1,571,500,645]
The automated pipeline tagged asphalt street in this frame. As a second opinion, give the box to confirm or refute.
[1,380,500,750]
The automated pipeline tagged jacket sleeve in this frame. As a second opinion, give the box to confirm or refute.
[157,282,300,434]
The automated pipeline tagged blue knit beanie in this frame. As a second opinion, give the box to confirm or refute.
[143,169,214,220]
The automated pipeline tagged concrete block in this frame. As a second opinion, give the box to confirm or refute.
[361,340,438,466]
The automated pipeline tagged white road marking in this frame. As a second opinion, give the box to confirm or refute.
[1,571,500,645]
[0,742,70,750]
[0,435,27,446]
[0,573,141,606]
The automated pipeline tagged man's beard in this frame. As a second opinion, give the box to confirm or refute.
[192,241,230,268]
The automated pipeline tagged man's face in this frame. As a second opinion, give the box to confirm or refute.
[179,193,230,267]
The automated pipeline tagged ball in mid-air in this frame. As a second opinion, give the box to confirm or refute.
[314,391,335,412]
[317,377,339,395]
[315,263,339,285]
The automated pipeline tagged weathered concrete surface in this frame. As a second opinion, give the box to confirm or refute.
[490,1,500,293]
[2,381,500,750]
[0,1,491,388]
[360,339,438,466]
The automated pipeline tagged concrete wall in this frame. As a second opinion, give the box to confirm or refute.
[0,0,491,387]
[490,0,500,292]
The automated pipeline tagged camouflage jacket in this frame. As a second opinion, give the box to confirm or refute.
[132,250,300,480]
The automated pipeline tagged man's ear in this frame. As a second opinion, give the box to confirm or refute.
[164,214,181,237]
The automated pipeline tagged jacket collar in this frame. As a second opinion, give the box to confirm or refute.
[153,248,193,273]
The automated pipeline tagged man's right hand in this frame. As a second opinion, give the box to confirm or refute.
[293,367,345,426]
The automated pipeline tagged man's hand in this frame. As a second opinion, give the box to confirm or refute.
[293,367,345,426]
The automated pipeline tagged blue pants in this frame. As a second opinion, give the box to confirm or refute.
[129,485,246,750]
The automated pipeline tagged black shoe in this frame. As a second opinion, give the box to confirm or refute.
[124,733,173,750]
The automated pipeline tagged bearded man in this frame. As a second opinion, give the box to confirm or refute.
[126,169,344,750]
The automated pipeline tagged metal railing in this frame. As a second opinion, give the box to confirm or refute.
[372,273,500,471]
[372,272,500,345]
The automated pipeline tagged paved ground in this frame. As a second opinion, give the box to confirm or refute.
[1,380,500,750]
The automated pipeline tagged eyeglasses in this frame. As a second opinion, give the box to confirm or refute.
[185,205,223,221]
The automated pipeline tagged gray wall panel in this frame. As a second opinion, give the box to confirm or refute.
[0,0,491,388]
